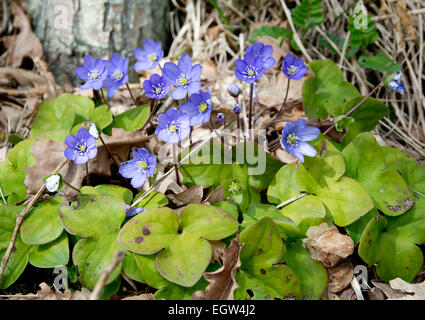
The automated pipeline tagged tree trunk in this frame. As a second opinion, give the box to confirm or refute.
[25,0,171,86]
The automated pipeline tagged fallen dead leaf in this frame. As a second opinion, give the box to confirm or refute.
[371,280,405,299]
[192,238,243,300]
[338,287,356,300]
[326,259,354,293]
[388,278,425,300]
[3,2,43,67]
[368,287,385,300]
[304,223,354,268]
[121,293,156,300]
[168,185,204,206]
[209,240,227,265]
[203,186,224,204]
[3,282,90,300]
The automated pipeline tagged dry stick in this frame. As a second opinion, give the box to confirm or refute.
[276,79,291,118]
[126,83,138,107]
[323,83,382,136]
[140,99,159,133]
[0,185,7,205]
[276,193,308,209]
[89,250,126,300]
[0,158,68,287]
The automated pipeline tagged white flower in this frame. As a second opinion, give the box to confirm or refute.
[89,123,99,139]
[44,174,61,192]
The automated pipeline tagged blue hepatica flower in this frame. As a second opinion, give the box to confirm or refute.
[282,53,308,80]
[245,42,275,70]
[280,119,320,163]
[162,53,202,100]
[75,54,107,91]
[216,113,225,123]
[155,108,191,144]
[64,128,97,165]
[119,148,156,188]
[133,39,164,71]
[103,54,129,98]
[387,72,405,95]
[228,83,240,97]
[125,205,145,218]
[235,51,265,84]
[180,88,213,126]
[232,104,242,114]
[143,74,170,99]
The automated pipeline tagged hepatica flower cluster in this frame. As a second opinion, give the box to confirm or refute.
[12,35,413,301]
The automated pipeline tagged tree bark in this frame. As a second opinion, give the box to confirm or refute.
[25,0,171,86]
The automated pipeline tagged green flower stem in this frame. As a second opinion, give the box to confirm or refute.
[126,83,138,107]
[277,79,291,117]
[0,158,69,287]
[323,83,382,136]
[62,179,81,193]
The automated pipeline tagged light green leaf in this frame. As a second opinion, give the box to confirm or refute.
[343,133,413,216]
[358,53,401,74]
[81,185,133,205]
[29,232,69,268]
[92,105,113,129]
[359,198,425,282]
[279,195,326,226]
[21,196,65,245]
[234,217,301,300]
[282,241,327,300]
[111,104,150,131]
[0,205,32,289]
[58,194,126,289]
[133,190,169,209]
[118,204,238,287]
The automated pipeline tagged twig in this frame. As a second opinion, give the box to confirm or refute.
[89,250,126,300]
[279,0,312,62]
[0,184,7,205]
[0,158,68,287]
[276,193,307,209]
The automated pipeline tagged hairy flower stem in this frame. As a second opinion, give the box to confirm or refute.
[236,114,240,143]
[97,89,108,107]
[98,134,120,168]
[248,83,254,130]
[277,79,291,117]
[268,140,281,153]
[141,99,159,133]
[323,83,382,136]
[173,144,181,186]
[0,158,68,287]
[126,83,138,107]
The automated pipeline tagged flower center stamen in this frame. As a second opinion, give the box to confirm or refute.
[113,69,123,81]
[137,161,148,171]
[287,65,298,75]
[286,133,300,147]
[198,102,208,112]
[167,121,180,134]
[178,75,189,87]
[77,143,87,153]
[149,53,157,62]
[228,181,243,195]
[89,70,100,80]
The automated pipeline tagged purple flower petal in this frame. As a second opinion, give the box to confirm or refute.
[178,53,193,73]
[171,86,188,100]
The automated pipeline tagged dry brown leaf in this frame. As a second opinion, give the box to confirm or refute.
[371,280,405,299]
[304,223,354,268]
[203,186,224,204]
[388,278,425,300]
[24,129,150,196]
[368,287,385,300]
[168,185,204,206]
[3,2,43,67]
[5,283,90,300]
[209,240,227,265]
[192,238,243,300]
[206,25,223,42]
[200,59,220,82]
[338,287,356,300]
[326,260,354,293]
[274,149,297,164]
[122,293,156,300]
